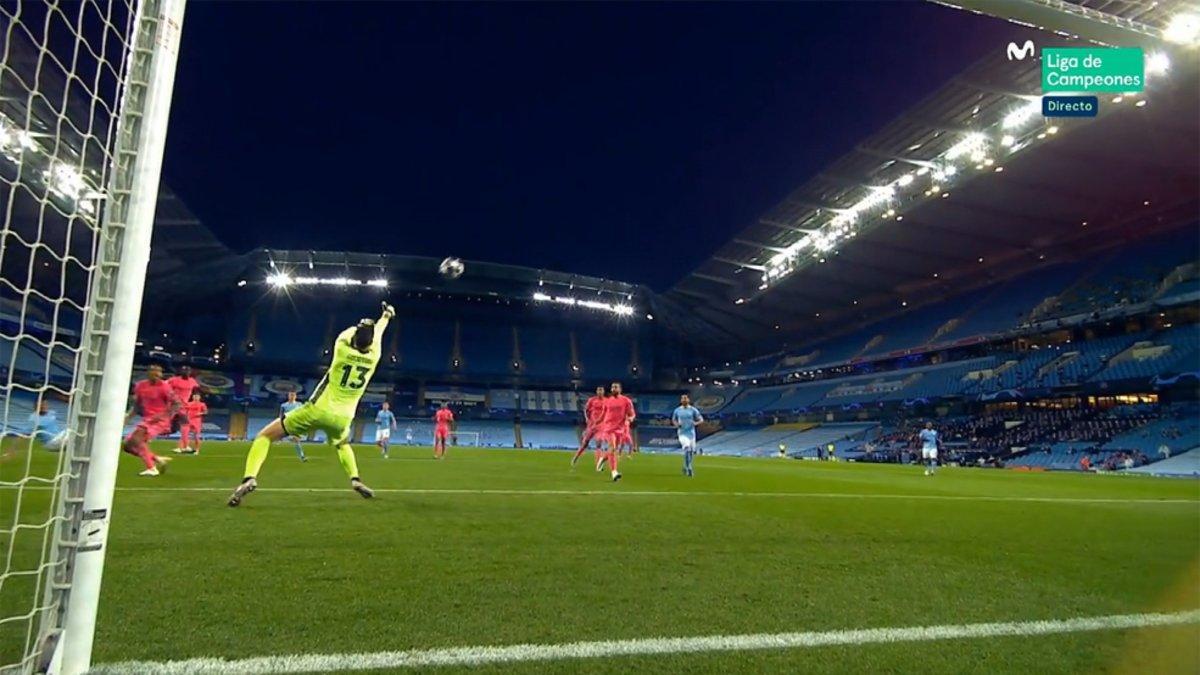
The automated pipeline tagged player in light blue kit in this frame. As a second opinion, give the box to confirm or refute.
[29,399,68,450]
[375,401,397,458]
[671,394,703,477]
[279,391,307,462]
[918,421,939,476]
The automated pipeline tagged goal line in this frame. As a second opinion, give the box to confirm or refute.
[90,609,1200,674]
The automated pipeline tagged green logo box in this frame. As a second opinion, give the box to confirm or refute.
[1042,47,1144,93]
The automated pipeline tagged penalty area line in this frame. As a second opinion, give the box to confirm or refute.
[91,609,1200,674]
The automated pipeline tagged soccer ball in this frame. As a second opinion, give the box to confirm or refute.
[439,257,465,280]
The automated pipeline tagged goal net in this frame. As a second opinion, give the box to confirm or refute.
[0,1,184,673]
[448,431,481,447]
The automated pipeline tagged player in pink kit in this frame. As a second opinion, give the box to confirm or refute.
[166,366,199,453]
[123,364,179,476]
[433,402,455,459]
[570,386,607,468]
[181,392,208,455]
[599,381,635,481]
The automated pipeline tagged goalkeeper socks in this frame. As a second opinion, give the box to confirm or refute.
[337,444,360,479]
[244,435,271,478]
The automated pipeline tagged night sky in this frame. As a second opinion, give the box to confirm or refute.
[163,2,1021,290]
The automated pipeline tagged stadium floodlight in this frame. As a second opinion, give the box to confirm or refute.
[1163,13,1200,45]
[266,273,388,288]
[896,173,914,187]
[944,132,989,160]
[856,185,895,211]
[1145,52,1170,77]
[1001,135,1016,147]
[1002,100,1041,130]
[267,272,294,287]
[532,292,636,317]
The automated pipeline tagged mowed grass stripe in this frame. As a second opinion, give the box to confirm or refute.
[91,609,1200,674]
[14,484,1197,504]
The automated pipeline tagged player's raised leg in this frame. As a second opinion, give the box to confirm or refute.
[122,426,171,477]
[572,426,596,467]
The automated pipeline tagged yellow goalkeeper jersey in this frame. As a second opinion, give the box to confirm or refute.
[309,315,391,419]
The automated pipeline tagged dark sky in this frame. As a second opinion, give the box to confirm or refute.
[163,2,1020,291]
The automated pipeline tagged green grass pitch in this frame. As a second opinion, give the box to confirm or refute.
[3,440,1199,673]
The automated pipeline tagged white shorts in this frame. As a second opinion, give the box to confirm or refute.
[922,448,938,460]
[375,428,391,442]
[679,434,697,452]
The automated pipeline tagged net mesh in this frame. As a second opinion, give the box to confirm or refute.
[0,0,137,669]
[449,431,481,447]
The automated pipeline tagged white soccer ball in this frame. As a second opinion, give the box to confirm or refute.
[439,257,465,280]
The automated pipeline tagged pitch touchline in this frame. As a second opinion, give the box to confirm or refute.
[24,485,1196,504]
[91,609,1200,674]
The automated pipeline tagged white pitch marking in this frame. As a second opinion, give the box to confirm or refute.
[10,484,1198,504]
[91,609,1200,674]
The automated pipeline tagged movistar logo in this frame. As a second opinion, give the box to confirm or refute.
[1007,40,1035,61]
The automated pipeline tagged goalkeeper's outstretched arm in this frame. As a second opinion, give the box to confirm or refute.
[374,302,395,349]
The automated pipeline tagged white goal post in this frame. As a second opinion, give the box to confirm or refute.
[0,1,185,674]
[448,431,481,447]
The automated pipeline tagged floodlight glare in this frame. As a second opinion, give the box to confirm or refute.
[1163,14,1200,45]
[1145,52,1170,77]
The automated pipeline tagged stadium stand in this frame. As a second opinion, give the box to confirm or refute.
[519,422,579,449]
[1124,449,1200,478]
[1090,326,1200,383]
[700,423,873,458]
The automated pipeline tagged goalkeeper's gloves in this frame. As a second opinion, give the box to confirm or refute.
[381,302,396,319]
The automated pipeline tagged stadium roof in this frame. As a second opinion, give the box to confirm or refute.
[144,246,737,345]
[665,7,1200,354]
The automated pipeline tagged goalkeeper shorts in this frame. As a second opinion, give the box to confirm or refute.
[281,403,352,446]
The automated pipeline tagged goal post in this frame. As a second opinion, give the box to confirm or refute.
[449,431,481,447]
[0,0,186,673]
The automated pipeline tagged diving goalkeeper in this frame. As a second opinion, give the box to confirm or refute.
[228,302,395,506]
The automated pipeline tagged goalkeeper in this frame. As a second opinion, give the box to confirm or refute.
[228,302,395,507]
